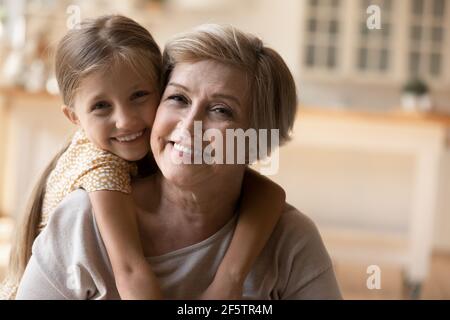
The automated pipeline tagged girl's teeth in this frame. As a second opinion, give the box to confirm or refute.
[116,130,144,142]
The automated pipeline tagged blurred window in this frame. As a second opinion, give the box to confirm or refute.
[356,0,393,73]
[408,0,447,79]
[303,0,342,70]
[300,0,449,87]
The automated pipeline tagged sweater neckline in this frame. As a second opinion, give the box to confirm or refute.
[146,213,238,263]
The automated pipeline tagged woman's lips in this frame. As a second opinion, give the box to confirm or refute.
[167,140,213,160]
[173,142,203,157]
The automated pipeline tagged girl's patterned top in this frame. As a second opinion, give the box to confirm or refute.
[0,130,138,300]
[40,129,137,230]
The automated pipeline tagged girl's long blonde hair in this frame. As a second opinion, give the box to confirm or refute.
[2,15,162,298]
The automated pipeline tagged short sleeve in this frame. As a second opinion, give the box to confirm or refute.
[284,266,342,299]
[281,215,342,299]
[77,153,136,194]
[269,206,342,300]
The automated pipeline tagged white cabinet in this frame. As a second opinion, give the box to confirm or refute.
[299,0,450,89]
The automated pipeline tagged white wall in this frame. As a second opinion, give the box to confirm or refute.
[1,0,449,251]
[0,95,73,218]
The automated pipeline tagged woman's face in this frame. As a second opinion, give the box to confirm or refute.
[151,59,250,187]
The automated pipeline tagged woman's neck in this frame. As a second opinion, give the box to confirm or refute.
[132,168,245,255]
[158,170,243,228]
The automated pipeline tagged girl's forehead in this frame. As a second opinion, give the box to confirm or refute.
[83,62,153,87]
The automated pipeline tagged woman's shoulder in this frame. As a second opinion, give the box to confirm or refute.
[274,203,322,242]
[33,189,97,262]
[53,189,94,219]
[35,189,95,249]
[267,203,334,277]
[30,189,114,299]
[261,204,340,299]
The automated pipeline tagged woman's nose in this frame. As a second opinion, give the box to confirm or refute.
[114,104,139,130]
[178,104,204,135]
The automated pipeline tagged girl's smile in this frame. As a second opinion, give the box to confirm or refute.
[63,62,159,162]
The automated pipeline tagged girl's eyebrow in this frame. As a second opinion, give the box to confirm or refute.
[86,92,107,103]
[85,83,150,102]
[128,83,147,91]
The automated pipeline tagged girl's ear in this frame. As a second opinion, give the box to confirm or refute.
[62,105,79,125]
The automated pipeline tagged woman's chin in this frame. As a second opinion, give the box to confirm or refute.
[163,164,208,188]
[155,140,220,188]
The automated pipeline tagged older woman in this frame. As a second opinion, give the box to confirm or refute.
[16,24,341,299]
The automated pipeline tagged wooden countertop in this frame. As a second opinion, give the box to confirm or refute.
[2,87,450,127]
[298,107,450,128]
[0,87,60,101]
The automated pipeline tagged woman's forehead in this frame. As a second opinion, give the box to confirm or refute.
[169,60,246,91]
[170,60,248,95]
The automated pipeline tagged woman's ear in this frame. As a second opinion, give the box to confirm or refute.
[62,105,79,125]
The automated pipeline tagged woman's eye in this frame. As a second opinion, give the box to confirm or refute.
[211,106,233,117]
[91,101,111,111]
[168,94,188,104]
[131,90,150,101]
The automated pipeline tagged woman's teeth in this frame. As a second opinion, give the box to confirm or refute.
[116,130,144,142]
[174,143,202,157]
[173,142,211,158]
[174,143,192,155]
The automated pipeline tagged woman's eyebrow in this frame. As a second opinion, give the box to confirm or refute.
[167,82,189,92]
[167,82,242,110]
[212,93,241,107]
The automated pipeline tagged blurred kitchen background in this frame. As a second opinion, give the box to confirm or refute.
[0,0,450,299]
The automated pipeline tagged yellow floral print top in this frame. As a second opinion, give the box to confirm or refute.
[40,129,137,230]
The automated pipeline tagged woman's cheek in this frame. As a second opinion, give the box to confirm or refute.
[161,110,180,130]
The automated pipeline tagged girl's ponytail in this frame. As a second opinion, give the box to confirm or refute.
[1,142,69,299]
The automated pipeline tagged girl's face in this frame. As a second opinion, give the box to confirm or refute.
[64,63,159,161]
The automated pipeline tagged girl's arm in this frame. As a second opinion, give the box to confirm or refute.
[202,168,285,299]
[89,190,162,300]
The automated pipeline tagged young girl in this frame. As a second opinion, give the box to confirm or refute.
[0,15,285,300]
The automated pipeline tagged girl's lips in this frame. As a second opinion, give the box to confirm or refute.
[114,129,146,143]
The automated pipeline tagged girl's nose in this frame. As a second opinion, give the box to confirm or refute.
[115,104,139,130]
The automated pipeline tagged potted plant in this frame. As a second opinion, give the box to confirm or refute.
[401,78,432,112]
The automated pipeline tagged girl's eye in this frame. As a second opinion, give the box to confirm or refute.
[91,101,111,111]
[131,90,150,101]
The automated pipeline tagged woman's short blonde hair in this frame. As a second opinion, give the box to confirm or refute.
[162,24,298,147]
